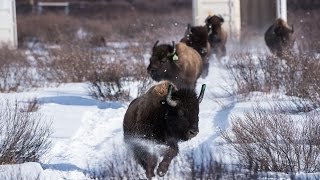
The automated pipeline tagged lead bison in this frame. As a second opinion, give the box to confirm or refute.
[147,41,202,89]
[264,18,295,57]
[180,24,211,78]
[123,81,206,178]
[205,14,228,60]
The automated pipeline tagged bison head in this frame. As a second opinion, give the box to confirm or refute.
[147,41,177,82]
[274,19,294,43]
[182,24,209,57]
[205,14,224,33]
[161,84,206,141]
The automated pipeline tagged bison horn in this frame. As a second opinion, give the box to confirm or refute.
[187,23,192,34]
[172,41,176,54]
[198,84,206,104]
[153,40,159,51]
[218,14,224,23]
[166,84,177,107]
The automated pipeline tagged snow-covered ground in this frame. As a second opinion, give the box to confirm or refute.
[0,54,319,179]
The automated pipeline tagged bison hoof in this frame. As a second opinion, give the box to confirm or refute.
[157,162,169,177]
[146,171,155,179]
[157,169,166,177]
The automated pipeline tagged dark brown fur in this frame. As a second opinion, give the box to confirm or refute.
[180,24,211,78]
[205,15,228,60]
[147,42,202,89]
[264,18,295,57]
[123,81,203,178]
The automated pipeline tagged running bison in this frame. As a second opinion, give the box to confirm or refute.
[180,24,211,78]
[147,41,202,89]
[123,81,206,178]
[205,14,228,60]
[264,18,295,57]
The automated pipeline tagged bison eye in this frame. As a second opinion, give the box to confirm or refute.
[160,58,167,64]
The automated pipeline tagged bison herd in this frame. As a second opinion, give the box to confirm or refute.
[122,13,295,178]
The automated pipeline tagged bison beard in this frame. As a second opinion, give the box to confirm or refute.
[123,81,206,178]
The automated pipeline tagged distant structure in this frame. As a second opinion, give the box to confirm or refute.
[192,0,287,41]
[0,0,18,48]
[37,1,70,15]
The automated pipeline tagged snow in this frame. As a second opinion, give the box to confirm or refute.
[0,162,44,180]
[0,53,318,179]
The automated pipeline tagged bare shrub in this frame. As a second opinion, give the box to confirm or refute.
[88,60,131,101]
[20,98,41,113]
[0,100,51,164]
[222,105,320,173]
[32,43,101,83]
[227,52,320,108]
[226,52,268,95]
[0,46,39,92]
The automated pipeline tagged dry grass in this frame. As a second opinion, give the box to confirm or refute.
[17,5,190,46]
[222,105,320,173]
[288,9,320,53]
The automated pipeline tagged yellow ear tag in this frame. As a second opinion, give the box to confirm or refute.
[173,54,179,61]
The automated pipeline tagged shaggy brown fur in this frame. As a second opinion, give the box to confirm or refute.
[147,41,202,89]
[205,14,228,60]
[123,81,205,178]
[180,24,211,78]
[264,18,295,57]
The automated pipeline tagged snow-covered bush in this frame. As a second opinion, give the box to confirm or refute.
[34,44,99,83]
[222,105,320,173]
[0,46,39,92]
[0,100,51,164]
[227,52,320,109]
[88,60,131,101]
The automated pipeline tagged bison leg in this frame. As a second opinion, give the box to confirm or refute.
[157,139,178,177]
[131,143,157,179]
[216,46,226,60]
[201,61,210,78]
[221,45,227,57]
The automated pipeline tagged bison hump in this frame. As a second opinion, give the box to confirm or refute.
[151,81,177,97]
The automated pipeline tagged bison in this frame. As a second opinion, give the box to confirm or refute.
[123,81,206,178]
[180,24,211,78]
[205,14,228,60]
[264,18,294,57]
[147,41,203,89]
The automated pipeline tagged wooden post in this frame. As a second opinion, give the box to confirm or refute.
[192,0,198,26]
[276,0,287,21]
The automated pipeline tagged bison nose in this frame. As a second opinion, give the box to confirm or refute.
[187,129,199,139]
